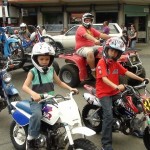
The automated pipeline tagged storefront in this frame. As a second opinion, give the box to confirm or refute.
[124,5,149,42]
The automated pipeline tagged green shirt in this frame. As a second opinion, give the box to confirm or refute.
[30,67,54,95]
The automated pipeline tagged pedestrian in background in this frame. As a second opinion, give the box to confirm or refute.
[102,21,110,35]
[121,30,129,48]
[128,24,138,49]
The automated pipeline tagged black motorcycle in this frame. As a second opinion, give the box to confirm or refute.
[82,83,147,135]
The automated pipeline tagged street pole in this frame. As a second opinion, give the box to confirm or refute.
[2,0,8,27]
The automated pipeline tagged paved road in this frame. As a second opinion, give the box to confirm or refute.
[0,54,149,150]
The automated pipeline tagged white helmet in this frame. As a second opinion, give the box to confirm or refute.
[20,23,27,32]
[82,13,94,29]
[103,37,126,61]
[20,23,27,28]
[31,42,55,74]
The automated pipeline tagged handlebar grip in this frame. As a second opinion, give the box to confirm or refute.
[143,78,149,84]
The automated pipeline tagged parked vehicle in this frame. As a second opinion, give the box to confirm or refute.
[0,27,25,69]
[59,46,145,87]
[0,60,21,113]
[10,92,99,150]
[81,82,148,137]
[52,23,122,50]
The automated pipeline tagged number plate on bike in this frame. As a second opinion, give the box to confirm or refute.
[143,98,150,113]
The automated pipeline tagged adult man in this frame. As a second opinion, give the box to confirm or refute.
[75,13,110,78]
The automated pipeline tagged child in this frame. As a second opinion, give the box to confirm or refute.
[22,42,78,150]
[96,37,149,150]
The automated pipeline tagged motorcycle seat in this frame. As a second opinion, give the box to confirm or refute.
[16,100,32,115]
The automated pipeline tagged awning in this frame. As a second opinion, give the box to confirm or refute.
[0,6,9,18]
[126,12,147,17]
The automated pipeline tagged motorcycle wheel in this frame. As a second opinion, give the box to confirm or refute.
[9,42,25,68]
[143,126,150,150]
[59,64,80,87]
[67,138,99,150]
[82,104,103,133]
[10,120,28,150]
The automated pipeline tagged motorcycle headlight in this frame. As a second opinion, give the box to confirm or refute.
[3,73,12,83]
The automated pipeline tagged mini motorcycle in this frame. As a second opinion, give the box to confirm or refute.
[82,82,148,135]
[59,46,145,87]
[0,60,21,113]
[0,27,25,69]
[10,92,99,150]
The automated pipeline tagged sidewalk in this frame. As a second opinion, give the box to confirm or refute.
[136,43,150,56]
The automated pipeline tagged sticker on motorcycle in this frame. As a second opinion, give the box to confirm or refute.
[143,98,150,113]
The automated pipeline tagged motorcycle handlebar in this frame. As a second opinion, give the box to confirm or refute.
[38,92,76,104]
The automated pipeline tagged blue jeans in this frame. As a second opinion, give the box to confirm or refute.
[28,101,44,138]
[99,96,113,150]
[130,40,137,49]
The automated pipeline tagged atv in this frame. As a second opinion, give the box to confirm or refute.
[58,47,146,87]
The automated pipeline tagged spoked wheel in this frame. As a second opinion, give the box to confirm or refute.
[10,120,28,150]
[82,104,103,133]
[143,126,150,150]
[9,42,25,68]
[67,138,99,150]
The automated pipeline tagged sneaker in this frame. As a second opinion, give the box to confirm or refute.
[26,139,38,150]
[132,130,143,138]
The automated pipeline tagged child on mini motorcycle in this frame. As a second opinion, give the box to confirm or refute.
[96,37,149,150]
[22,42,78,150]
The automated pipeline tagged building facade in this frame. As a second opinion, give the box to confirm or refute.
[1,0,150,43]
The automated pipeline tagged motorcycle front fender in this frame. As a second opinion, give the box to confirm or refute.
[71,126,96,136]
[5,85,19,95]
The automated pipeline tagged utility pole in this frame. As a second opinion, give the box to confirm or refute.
[2,0,8,27]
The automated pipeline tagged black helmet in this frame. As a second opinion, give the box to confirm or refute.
[82,13,94,29]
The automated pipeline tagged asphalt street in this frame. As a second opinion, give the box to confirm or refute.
[0,42,150,150]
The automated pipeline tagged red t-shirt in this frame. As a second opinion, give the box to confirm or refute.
[75,25,101,50]
[96,58,127,98]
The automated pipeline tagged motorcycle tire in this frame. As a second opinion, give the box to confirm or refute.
[67,138,99,150]
[82,104,103,133]
[9,42,25,68]
[143,126,150,150]
[10,120,28,150]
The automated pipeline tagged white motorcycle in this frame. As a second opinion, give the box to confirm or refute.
[10,92,99,150]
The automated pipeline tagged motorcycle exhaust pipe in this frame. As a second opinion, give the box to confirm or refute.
[83,93,101,106]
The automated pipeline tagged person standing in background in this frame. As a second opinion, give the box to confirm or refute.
[41,25,47,35]
[102,21,110,35]
[128,24,138,49]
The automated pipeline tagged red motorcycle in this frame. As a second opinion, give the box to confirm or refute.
[81,81,150,150]
[58,47,145,87]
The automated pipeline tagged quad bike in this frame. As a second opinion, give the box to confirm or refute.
[59,46,146,87]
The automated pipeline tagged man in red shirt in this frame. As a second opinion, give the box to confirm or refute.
[96,37,149,150]
[75,13,110,78]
